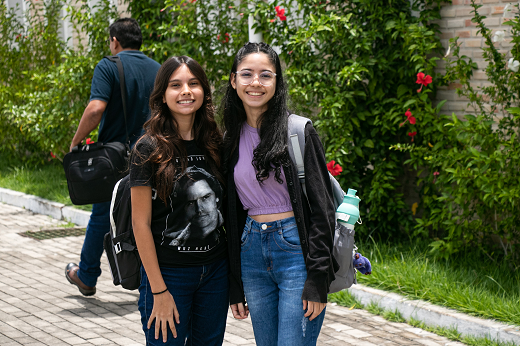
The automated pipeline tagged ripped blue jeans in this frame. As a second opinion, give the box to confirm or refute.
[240,216,326,346]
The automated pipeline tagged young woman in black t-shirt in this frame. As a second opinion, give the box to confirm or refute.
[130,56,229,345]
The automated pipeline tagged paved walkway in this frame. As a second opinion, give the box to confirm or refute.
[0,202,467,346]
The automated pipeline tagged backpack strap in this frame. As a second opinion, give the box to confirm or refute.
[109,178,123,239]
[104,56,130,146]
[288,114,313,209]
[287,114,346,210]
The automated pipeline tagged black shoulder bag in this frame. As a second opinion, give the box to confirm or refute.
[63,56,131,205]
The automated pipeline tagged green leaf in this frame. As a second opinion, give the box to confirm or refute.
[397,85,409,98]
[403,99,417,109]
[364,139,375,148]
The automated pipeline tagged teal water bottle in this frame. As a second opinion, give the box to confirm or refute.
[336,188,360,229]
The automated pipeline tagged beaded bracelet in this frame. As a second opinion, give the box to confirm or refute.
[152,288,168,295]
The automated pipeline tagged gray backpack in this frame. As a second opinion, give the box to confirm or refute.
[287,114,357,294]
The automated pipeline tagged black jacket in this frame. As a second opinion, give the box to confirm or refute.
[225,123,338,305]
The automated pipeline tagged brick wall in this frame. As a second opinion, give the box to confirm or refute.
[435,0,517,115]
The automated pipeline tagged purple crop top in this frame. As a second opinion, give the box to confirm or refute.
[234,122,293,216]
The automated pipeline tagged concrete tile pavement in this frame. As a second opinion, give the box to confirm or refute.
[0,202,465,346]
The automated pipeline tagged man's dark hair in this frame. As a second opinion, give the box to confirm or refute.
[109,18,142,50]
[174,166,223,209]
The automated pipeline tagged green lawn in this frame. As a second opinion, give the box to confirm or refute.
[333,240,520,326]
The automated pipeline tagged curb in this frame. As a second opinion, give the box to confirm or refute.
[347,284,520,344]
[0,187,91,226]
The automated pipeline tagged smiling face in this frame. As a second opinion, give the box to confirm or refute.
[163,64,204,122]
[231,53,277,118]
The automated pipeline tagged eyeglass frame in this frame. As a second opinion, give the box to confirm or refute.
[234,70,277,87]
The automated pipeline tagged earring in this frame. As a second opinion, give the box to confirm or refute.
[216,198,219,203]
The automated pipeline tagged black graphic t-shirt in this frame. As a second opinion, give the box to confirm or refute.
[129,136,226,267]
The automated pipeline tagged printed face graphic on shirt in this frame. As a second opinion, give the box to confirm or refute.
[185,179,219,238]
[161,164,224,251]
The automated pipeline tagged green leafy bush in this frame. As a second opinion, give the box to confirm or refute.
[249,0,445,240]
[395,1,520,264]
[129,0,250,89]
[0,0,117,164]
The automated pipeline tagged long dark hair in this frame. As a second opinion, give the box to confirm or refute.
[137,56,223,203]
[221,42,289,183]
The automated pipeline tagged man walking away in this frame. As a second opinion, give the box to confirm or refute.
[65,18,161,296]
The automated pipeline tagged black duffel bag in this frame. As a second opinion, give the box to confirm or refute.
[63,55,131,205]
[63,142,129,205]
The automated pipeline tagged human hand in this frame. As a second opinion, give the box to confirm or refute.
[303,300,326,321]
[147,290,180,342]
[230,302,249,320]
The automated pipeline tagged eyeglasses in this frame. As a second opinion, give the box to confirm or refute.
[106,37,114,46]
[235,70,277,86]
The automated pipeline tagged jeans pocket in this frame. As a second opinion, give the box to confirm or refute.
[277,223,302,250]
[240,226,252,252]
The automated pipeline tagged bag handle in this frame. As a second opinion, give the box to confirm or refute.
[105,56,130,147]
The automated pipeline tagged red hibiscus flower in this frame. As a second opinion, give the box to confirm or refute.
[400,109,417,126]
[86,138,94,144]
[217,33,230,43]
[433,171,440,183]
[275,6,287,21]
[408,131,417,142]
[50,151,56,159]
[327,160,343,176]
[416,72,432,93]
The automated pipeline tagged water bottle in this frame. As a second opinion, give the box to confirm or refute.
[336,188,361,230]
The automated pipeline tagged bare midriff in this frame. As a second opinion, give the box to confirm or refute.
[250,211,295,223]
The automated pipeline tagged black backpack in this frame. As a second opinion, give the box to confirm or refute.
[287,114,357,293]
[103,175,142,290]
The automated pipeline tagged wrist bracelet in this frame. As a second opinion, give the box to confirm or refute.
[152,288,168,295]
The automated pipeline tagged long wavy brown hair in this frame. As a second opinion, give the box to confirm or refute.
[136,56,223,203]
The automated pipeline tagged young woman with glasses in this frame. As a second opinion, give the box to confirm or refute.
[221,42,338,346]
[131,56,228,345]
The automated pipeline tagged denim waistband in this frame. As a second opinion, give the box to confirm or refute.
[245,215,296,233]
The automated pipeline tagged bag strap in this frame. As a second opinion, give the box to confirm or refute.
[287,114,313,210]
[104,56,130,146]
[109,178,123,238]
[287,114,346,210]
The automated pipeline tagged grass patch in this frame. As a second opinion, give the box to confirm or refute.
[355,240,520,326]
[328,290,363,310]
[0,160,92,212]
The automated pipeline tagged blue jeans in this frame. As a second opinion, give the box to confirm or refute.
[138,259,229,346]
[78,201,110,287]
[241,216,326,346]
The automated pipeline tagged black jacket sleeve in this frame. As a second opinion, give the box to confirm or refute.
[300,123,337,303]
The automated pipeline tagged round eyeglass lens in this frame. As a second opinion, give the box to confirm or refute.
[237,71,275,86]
